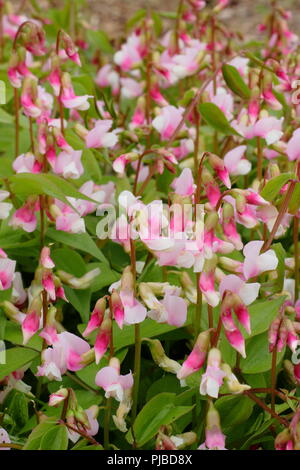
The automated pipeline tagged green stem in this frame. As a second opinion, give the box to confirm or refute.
[271,346,277,413]
[195,273,202,338]
[14,88,19,158]
[262,180,296,252]
[257,136,263,180]
[132,323,141,423]
[294,217,299,300]
[65,371,99,394]
[103,396,112,450]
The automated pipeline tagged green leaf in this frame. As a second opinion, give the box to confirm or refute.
[215,395,254,431]
[82,149,102,184]
[0,108,14,124]
[51,248,86,277]
[241,331,286,373]
[151,11,163,36]
[4,322,42,351]
[260,173,293,201]
[127,393,194,447]
[64,286,91,322]
[222,64,251,99]
[8,391,29,428]
[0,347,39,380]
[126,9,146,30]
[199,103,240,135]
[86,30,114,54]
[114,318,188,351]
[288,181,300,215]
[39,424,68,450]
[271,246,286,292]
[23,418,59,450]
[245,296,286,339]
[46,228,108,264]
[8,173,97,210]
[0,288,12,302]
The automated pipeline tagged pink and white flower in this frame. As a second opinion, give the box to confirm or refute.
[243,240,278,280]
[95,358,133,402]
[85,120,118,149]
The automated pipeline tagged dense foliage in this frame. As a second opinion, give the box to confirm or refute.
[0,0,300,451]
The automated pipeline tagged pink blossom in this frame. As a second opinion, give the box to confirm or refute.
[224,145,251,176]
[0,191,13,220]
[0,428,11,451]
[22,311,40,345]
[54,150,83,179]
[95,362,133,402]
[0,258,16,291]
[152,106,184,140]
[243,240,278,280]
[120,289,147,325]
[286,128,300,161]
[171,168,195,196]
[219,274,260,306]
[9,202,38,233]
[200,349,226,398]
[96,64,120,95]
[13,153,42,174]
[36,332,90,381]
[40,247,55,269]
[114,32,144,71]
[147,293,187,327]
[85,120,118,149]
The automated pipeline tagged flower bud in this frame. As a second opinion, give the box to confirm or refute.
[83,297,106,337]
[177,330,210,380]
[48,388,69,407]
[221,363,251,394]
[145,338,181,374]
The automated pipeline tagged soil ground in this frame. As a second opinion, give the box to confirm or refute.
[13,0,300,41]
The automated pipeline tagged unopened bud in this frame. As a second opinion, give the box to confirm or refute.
[145,338,181,374]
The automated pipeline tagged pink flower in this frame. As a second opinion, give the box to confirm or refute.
[200,349,226,398]
[0,428,11,451]
[13,153,42,174]
[96,64,120,95]
[114,32,144,71]
[198,403,226,450]
[177,330,210,379]
[54,149,84,179]
[243,240,278,280]
[85,120,118,149]
[152,105,184,140]
[224,145,251,176]
[60,73,91,110]
[147,292,187,327]
[39,325,59,345]
[20,77,41,118]
[252,117,283,145]
[0,258,16,290]
[9,201,38,233]
[22,311,40,345]
[40,247,55,269]
[0,191,13,220]
[95,359,133,402]
[121,78,143,99]
[120,290,147,325]
[286,128,300,161]
[36,332,90,381]
[199,264,220,307]
[171,168,195,196]
[83,298,106,337]
[55,211,85,234]
[221,308,246,357]
[219,274,260,306]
